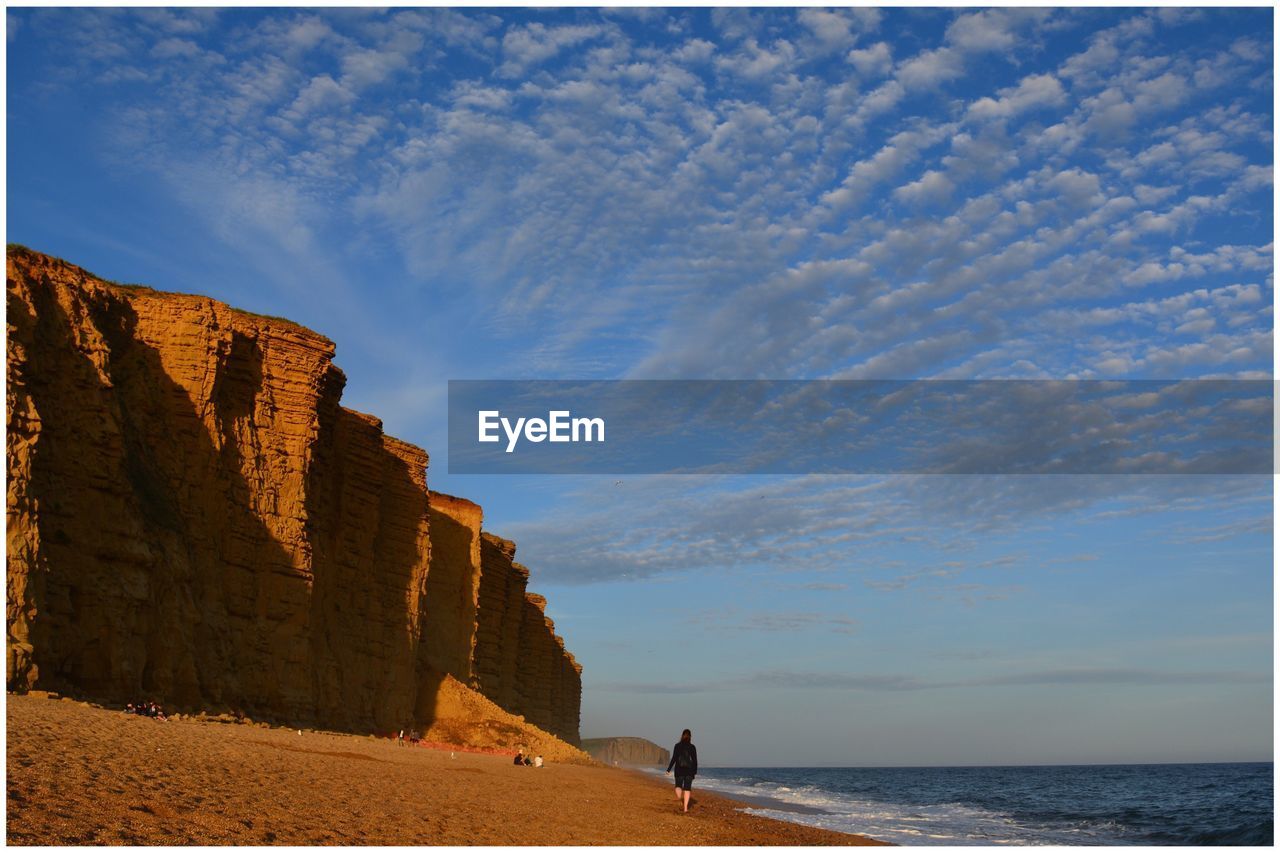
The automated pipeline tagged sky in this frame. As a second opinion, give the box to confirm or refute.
[6,6,1273,766]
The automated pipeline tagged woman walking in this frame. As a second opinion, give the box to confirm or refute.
[665,729,697,813]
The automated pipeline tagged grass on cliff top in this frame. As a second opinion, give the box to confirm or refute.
[7,244,330,340]
[10,242,168,292]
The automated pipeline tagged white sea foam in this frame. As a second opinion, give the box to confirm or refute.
[683,772,1080,846]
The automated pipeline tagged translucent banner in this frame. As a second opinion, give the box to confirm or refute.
[447,380,1274,475]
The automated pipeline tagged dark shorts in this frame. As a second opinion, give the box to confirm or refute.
[674,774,694,791]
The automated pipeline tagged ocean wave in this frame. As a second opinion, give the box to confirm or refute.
[690,764,1272,846]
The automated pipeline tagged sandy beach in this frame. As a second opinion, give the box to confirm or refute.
[7,693,886,845]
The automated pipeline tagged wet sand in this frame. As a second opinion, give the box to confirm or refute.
[7,693,887,845]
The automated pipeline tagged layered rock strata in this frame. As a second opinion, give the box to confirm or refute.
[422,491,482,684]
[6,247,582,745]
[473,533,528,710]
[514,593,583,744]
[471,533,581,743]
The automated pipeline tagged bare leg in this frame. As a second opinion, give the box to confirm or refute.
[682,789,691,812]
[674,786,682,802]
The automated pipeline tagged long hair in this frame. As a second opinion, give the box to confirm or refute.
[681,728,692,743]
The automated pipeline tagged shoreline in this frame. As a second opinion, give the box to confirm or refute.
[7,693,888,845]
[623,767,832,816]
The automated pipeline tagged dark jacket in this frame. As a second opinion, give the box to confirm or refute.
[667,741,698,776]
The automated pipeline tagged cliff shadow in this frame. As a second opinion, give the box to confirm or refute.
[421,502,479,683]
[413,666,447,730]
[9,268,315,726]
[306,405,433,735]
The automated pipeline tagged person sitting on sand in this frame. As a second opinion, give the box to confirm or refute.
[133,701,166,721]
[513,750,525,766]
[665,728,697,813]
[523,755,533,766]
[533,755,543,768]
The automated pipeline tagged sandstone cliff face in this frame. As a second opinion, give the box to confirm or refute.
[471,533,581,744]
[306,409,432,731]
[581,737,671,767]
[514,593,583,745]
[6,248,582,746]
[422,491,482,685]
[473,533,527,710]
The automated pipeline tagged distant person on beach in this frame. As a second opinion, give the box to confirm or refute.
[397,729,405,747]
[665,729,697,813]
[533,755,543,768]
[127,701,167,721]
[514,751,525,766]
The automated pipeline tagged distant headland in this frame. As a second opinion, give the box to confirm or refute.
[582,736,672,767]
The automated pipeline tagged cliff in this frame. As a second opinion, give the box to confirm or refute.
[472,532,581,744]
[422,491,482,685]
[5,247,584,752]
[582,737,671,767]
[473,533,526,711]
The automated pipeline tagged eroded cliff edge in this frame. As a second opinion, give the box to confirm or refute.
[6,247,582,748]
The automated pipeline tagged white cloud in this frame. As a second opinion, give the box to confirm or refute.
[150,37,200,59]
[1047,168,1102,208]
[797,9,855,54]
[968,73,1067,122]
[847,41,892,77]
[896,47,963,91]
[450,80,513,112]
[505,472,1268,584]
[1082,87,1137,139]
[498,22,604,77]
[1060,35,1121,86]
[672,38,714,64]
[1133,71,1188,112]
[1122,261,1184,287]
[340,41,416,90]
[715,37,795,81]
[946,9,1021,53]
[1229,37,1265,62]
[893,169,955,206]
[283,74,353,121]
[278,16,334,54]
[822,125,954,213]
[132,7,216,36]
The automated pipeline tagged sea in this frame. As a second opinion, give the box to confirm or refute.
[646,762,1273,845]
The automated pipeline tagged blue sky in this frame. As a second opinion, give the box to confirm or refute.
[6,7,1273,765]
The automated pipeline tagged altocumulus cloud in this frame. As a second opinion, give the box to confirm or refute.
[9,8,1271,380]
[505,473,1269,587]
[8,8,1272,605]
